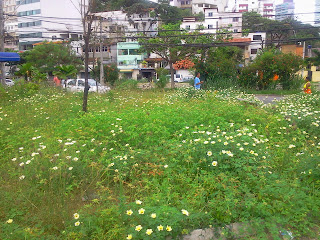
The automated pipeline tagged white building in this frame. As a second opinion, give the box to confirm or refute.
[275,0,294,21]
[246,32,266,60]
[315,0,320,26]
[3,0,18,50]
[181,8,242,35]
[169,0,229,13]
[192,0,229,13]
[229,0,275,19]
[181,13,265,63]
[16,0,86,50]
[169,0,192,10]
[90,10,158,79]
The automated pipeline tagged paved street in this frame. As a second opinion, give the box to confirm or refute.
[254,94,285,104]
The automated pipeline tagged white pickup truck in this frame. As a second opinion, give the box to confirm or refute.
[63,79,110,93]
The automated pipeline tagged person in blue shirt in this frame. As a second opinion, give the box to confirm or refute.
[194,72,203,89]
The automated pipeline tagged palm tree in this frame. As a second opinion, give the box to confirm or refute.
[53,65,78,87]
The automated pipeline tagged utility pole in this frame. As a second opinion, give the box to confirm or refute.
[0,0,6,85]
[99,16,104,86]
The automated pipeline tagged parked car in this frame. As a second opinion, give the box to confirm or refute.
[182,76,194,82]
[5,79,14,87]
[63,79,110,93]
[166,74,183,83]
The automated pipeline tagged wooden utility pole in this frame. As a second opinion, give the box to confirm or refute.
[99,16,104,86]
[81,0,95,112]
[0,0,5,85]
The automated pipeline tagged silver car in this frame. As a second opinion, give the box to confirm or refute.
[5,79,14,87]
[64,79,110,93]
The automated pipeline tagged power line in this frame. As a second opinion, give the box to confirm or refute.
[9,16,319,36]
[6,10,320,22]
[138,37,320,48]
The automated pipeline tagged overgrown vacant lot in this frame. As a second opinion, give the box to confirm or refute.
[0,87,319,239]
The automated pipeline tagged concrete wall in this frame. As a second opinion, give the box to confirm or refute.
[281,45,303,57]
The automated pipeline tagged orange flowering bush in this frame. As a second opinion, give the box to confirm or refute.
[239,49,304,90]
[173,58,195,70]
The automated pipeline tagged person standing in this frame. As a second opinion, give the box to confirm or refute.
[303,76,311,94]
[194,72,203,89]
[53,75,61,87]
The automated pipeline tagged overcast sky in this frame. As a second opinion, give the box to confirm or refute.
[291,0,316,24]
[148,0,317,24]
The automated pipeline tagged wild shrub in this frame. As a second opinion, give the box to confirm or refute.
[239,48,304,90]
[193,47,243,89]
[155,75,168,89]
[114,79,138,90]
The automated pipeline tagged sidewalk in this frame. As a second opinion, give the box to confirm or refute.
[254,95,285,104]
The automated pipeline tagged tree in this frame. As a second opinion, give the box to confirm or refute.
[242,12,320,47]
[173,58,195,70]
[15,63,47,83]
[22,42,82,75]
[81,0,94,112]
[152,0,191,24]
[139,23,205,88]
[91,63,119,86]
[239,48,304,90]
[52,65,78,81]
[193,46,243,88]
[95,0,155,12]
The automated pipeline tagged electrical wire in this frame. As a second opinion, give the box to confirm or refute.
[5,10,320,22]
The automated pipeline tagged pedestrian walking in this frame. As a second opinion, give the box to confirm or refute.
[194,73,203,90]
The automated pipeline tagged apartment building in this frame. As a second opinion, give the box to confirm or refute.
[170,0,228,13]
[3,0,18,50]
[231,0,275,19]
[315,0,320,26]
[181,8,242,35]
[192,0,228,13]
[181,12,265,63]
[16,0,86,50]
[275,0,295,21]
[91,10,158,79]
[169,0,192,10]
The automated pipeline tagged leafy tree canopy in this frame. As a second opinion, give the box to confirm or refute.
[139,23,218,87]
[239,48,304,90]
[21,42,83,75]
[242,12,320,46]
[96,0,193,24]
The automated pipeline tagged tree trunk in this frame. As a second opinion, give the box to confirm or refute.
[170,62,175,89]
[82,34,90,112]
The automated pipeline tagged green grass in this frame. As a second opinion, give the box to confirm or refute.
[0,86,319,239]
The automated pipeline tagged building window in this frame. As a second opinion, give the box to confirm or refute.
[185,1,189,4]
[17,9,41,17]
[129,49,139,55]
[205,4,209,7]
[18,20,41,28]
[118,49,128,55]
[19,32,42,38]
[198,4,203,7]
[102,46,109,52]
[181,1,185,4]
[185,25,190,30]
[251,49,258,54]
[232,17,239,22]
[253,35,262,40]
[233,29,238,33]
[16,0,40,5]
[208,25,213,29]
[208,12,213,17]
